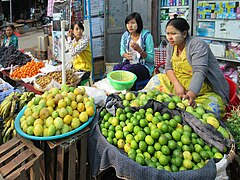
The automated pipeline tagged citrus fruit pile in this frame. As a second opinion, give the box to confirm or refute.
[19,85,95,137]
[118,90,229,139]
[99,105,224,172]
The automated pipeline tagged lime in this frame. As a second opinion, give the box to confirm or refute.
[183,125,192,133]
[115,125,122,131]
[174,156,183,168]
[152,117,159,125]
[133,126,142,134]
[183,159,193,169]
[101,129,108,137]
[146,107,154,114]
[183,151,192,160]
[136,155,145,166]
[168,102,176,110]
[115,130,123,139]
[104,121,111,129]
[117,139,125,149]
[143,152,151,159]
[145,135,154,146]
[173,115,182,123]
[107,137,113,144]
[204,144,211,151]
[200,150,209,160]
[151,156,158,163]
[159,134,168,145]
[130,140,138,150]
[132,118,139,126]
[137,131,146,142]
[143,127,151,135]
[179,166,187,171]
[139,119,148,128]
[154,142,162,151]
[173,149,183,158]
[119,114,127,121]
[116,108,124,117]
[196,138,205,147]
[108,130,115,138]
[181,135,191,145]
[128,152,136,160]
[172,130,181,141]
[126,123,134,132]
[159,154,169,166]
[161,145,170,155]
[161,123,169,133]
[171,164,179,172]
[169,119,178,129]
[164,133,173,140]
[123,130,129,138]
[164,165,172,172]
[168,140,177,150]
[151,129,160,140]
[194,144,203,153]
[214,152,223,159]
[147,145,155,155]
[113,138,117,145]
[139,141,147,152]
[124,106,131,113]
[162,113,171,120]
[172,95,182,103]
[126,134,134,143]
[212,146,220,154]
[100,109,107,117]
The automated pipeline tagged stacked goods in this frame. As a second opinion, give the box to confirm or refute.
[19,85,94,137]
[0,46,31,68]
[226,106,240,153]
[98,90,233,172]
[10,60,45,79]
[0,92,35,144]
[35,70,79,90]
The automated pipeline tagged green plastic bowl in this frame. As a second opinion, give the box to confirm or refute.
[107,70,137,90]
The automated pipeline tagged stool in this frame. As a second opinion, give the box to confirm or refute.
[0,136,43,180]
[38,127,90,180]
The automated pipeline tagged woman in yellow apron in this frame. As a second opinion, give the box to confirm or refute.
[145,16,229,118]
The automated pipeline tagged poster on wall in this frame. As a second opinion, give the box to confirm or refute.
[52,0,71,61]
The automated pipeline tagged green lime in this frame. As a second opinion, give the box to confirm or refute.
[154,142,162,151]
[168,140,177,150]
[173,115,182,123]
[108,130,115,138]
[145,135,154,146]
[133,126,142,134]
[143,152,151,159]
[161,123,169,133]
[158,134,168,145]
[161,145,170,155]
[168,102,176,110]
[139,119,148,128]
[115,130,123,139]
[137,131,146,141]
[139,141,147,152]
[172,130,181,141]
[147,145,155,155]
[159,154,169,166]
[151,129,160,140]
[174,156,183,167]
[136,155,145,166]
[181,135,191,145]
[169,119,178,128]
[126,134,134,143]
[162,113,171,120]
[130,140,138,150]
[144,127,151,135]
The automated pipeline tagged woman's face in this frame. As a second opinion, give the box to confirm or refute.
[126,19,138,33]
[73,24,83,40]
[166,25,187,47]
[6,27,14,37]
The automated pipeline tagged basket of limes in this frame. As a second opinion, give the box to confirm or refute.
[107,70,137,91]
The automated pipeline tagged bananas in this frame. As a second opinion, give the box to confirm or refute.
[0,91,35,144]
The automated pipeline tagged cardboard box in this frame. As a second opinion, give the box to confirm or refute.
[38,35,49,52]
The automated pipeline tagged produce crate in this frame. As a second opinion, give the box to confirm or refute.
[37,127,90,180]
[0,81,14,104]
[0,136,43,180]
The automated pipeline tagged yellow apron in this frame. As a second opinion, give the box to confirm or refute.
[72,43,92,72]
[144,46,226,118]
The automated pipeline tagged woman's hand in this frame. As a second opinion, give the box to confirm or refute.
[182,90,197,107]
[130,42,141,52]
[67,29,73,38]
[174,83,186,98]
[123,52,133,60]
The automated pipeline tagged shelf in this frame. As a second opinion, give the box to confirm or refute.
[198,0,237,3]
[198,36,240,43]
[161,6,189,9]
[92,35,104,38]
[216,57,240,63]
[197,19,238,22]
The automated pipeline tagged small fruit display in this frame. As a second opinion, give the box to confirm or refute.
[99,106,224,171]
[118,90,228,138]
[18,85,95,138]
[0,92,35,144]
[35,70,79,89]
[10,60,45,79]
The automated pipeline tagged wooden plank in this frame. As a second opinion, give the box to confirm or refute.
[0,137,20,155]
[0,143,25,163]
[30,159,40,180]
[0,149,33,176]
[80,134,87,180]
[68,141,76,180]
[39,141,46,180]
[18,136,43,157]
[56,146,64,180]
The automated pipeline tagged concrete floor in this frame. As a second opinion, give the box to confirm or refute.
[18,28,44,52]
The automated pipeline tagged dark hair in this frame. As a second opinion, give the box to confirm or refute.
[166,16,190,34]
[71,21,84,31]
[125,12,143,34]
[6,24,15,31]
